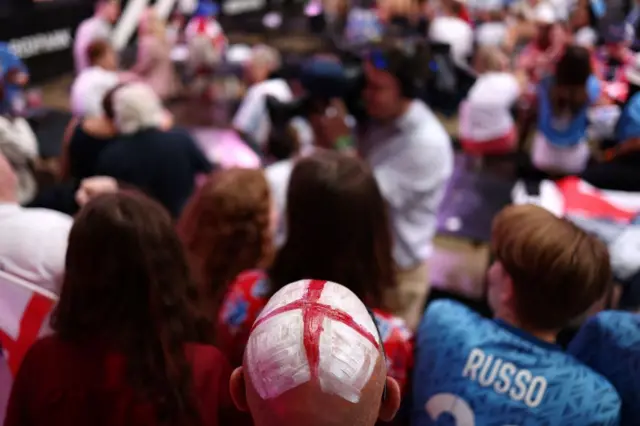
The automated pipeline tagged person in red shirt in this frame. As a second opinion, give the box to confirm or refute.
[5,191,238,426]
[217,152,414,395]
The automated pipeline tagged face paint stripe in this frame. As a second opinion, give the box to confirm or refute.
[303,280,327,378]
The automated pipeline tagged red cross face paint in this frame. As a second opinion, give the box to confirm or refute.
[245,280,381,403]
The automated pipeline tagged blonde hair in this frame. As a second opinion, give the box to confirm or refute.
[112,82,165,134]
[475,46,508,73]
[249,44,281,72]
[492,204,612,331]
[139,7,166,41]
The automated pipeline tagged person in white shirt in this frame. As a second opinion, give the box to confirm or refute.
[475,1,509,48]
[232,45,293,154]
[70,39,120,118]
[0,152,72,294]
[73,0,120,73]
[459,46,522,155]
[428,0,474,67]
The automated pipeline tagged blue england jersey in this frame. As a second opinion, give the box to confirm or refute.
[412,300,621,426]
[568,311,640,426]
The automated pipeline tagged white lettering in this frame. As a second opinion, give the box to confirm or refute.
[8,29,72,59]
[462,348,547,408]
[462,348,484,380]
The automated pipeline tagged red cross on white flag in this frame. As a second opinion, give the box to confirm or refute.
[246,280,381,403]
[0,271,56,376]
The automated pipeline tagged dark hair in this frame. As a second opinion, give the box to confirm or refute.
[102,82,127,120]
[52,191,212,424]
[269,151,396,307]
[492,204,612,331]
[86,39,112,67]
[178,169,274,324]
[550,45,592,116]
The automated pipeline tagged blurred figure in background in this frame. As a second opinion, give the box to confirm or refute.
[73,0,120,73]
[0,42,29,116]
[229,280,401,426]
[0,152,71,294]
[428,0,474,67]
[4,192,237,426]
[132,8,181,101]
[178,168,275,326]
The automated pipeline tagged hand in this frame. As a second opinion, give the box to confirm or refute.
[75,176,119,207]
[308,99,352,150]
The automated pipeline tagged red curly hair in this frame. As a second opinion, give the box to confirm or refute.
[178,168,274,326]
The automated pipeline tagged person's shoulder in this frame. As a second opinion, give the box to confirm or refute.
[589,311,640,345]
[220,270,270,328]
[19,207,73,228]
[265,158,296,184]
[419,299,486,339]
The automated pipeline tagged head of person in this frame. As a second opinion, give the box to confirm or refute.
[0,152,18,203]
[533,2,557,49]
[111,82,165,134]
[362,39,429,122]
[178,168,275,318]
[244,45,281,85]
[550,45,592,116]
[96,0,120,23]
[229,279,401,426]
[270,151,395,309]
[87,39,118,71]
[487,204,611,338]
[139,7,165,39]
[52,191,212,423]
[474,46,508,74]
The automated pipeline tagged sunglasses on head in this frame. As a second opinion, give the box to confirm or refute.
[366,308,388,402]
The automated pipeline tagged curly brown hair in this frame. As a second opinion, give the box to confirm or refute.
[52,191,213,425]
[178,168,274,324]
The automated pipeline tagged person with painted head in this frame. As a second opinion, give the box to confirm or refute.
[218,152,414,398]
[4,192,237,426]
[73,0,120,73]
[132,8,181,101]
[568,311,640,426]
[0,152,71,294]
[94,82,211,217]
[229,279,402,426]
[428,0,474,68]
[532,45,601,175]
[232,45,293,155]
[459,46,523,155]
[412,204,621,426]
[70,39,120,119]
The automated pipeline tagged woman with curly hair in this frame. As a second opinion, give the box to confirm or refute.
[178,168,275,328]
[5,191,237,426]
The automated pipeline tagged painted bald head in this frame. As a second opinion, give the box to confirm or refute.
[230,280,401,426]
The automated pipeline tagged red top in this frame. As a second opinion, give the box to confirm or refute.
[216,270,414,394]
[4,336,239,426]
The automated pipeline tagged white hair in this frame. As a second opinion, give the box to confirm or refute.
[250,44,281,71]
[112,82,165,134]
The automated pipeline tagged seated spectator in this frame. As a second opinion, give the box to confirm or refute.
[0,42,28,116]
[229,280,401,426]
[412,204,620,425]
[4,192,236,426]
[0,82,38,204]
[73,0,120,73]
[532,45,601,175]
[218,151,414,394]
[593,19,634,86]
[428,0,474,67]
[70,39,120,118]
[459,46,522,155]
[132,8,181,101]
[0,152,71,294]
[232,45,293,154]
[569,311,640,426]
[95,82,211,217]
[178,168,275,321]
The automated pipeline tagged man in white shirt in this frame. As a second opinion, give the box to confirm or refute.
[0,153,72,295]
[428,0,474,67]
[232,45,293,154]
[73,0,120,73]
[70,39,120,118]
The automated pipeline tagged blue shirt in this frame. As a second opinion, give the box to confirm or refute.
[0,42,27,115]
[615,92,640,143]
[412,300,621,426]
[568,311,640,426]
[537,75,600,147]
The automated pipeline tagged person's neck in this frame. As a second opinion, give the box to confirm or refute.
[494,312,558,344]
[379,99,412,125]
[0,194,18,205]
